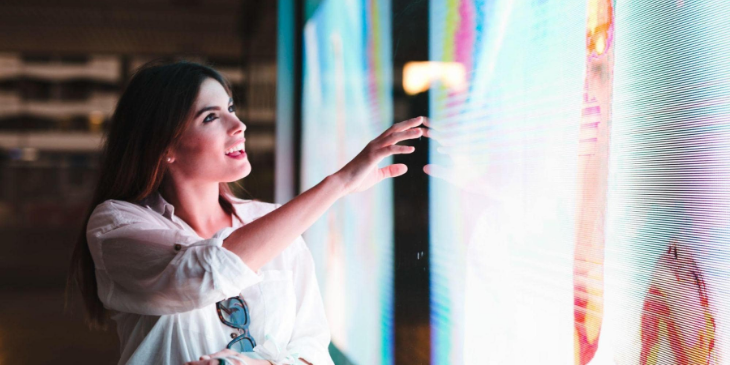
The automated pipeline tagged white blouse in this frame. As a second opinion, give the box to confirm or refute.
[86,191,334,365]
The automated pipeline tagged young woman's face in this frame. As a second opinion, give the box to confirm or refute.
[168,77,250,184]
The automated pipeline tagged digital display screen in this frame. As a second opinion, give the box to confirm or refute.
[429,0,730,364]
[301,0,394,363]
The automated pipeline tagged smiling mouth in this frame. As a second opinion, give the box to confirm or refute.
[225,141,245,156]
[226,150,245,157]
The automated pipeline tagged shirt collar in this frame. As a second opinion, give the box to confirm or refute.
[141,190,243,227]
[141,191,176,220]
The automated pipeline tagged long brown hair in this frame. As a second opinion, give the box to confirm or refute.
[66,61,242,329]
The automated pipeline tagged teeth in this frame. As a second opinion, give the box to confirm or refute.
[225,142,245,154]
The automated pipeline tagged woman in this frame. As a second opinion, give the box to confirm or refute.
[67,61,428,365]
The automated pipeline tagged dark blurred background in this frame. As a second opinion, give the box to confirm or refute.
[0,1,277,363]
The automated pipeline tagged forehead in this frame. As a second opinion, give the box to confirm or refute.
[194,78,229,107]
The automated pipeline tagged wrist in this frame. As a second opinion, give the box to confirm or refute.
[325,172,350,198]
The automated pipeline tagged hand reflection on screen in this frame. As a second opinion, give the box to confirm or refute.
[422,124,499,199]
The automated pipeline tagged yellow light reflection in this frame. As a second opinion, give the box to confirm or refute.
[403,61,466,95]
[88,111,105,133]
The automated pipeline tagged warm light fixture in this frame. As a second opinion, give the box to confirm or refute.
[402,61,466,95]
[88,110,105,133]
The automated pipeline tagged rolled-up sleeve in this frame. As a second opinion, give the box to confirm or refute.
[87,200,261,316]
[285,238,334,365]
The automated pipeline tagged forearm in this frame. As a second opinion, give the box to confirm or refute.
[223,174,346,271]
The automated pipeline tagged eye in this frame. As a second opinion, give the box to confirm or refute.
[203,113,218,124]
[228,104,236,113]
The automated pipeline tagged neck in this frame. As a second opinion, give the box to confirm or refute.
[159,178,231,238]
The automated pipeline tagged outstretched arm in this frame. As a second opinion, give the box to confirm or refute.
[223,116,428,271]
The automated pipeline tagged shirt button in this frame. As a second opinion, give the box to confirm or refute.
[173,244,182,251]
[231,332,238,339]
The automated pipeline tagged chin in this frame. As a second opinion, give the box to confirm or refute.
[224,165,252,183]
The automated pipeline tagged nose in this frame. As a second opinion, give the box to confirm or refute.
[227,114,246,136]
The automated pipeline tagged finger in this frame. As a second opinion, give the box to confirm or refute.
[199,349,235,362]
[421,128,446,145]
[381,164,408,179]
[421,127,433,140]
[375,144,415,160]
[381,116,426,137]
[379,128,423,147]
[423,164,455,180]
[421,116,432,129]
[220,350,237,357]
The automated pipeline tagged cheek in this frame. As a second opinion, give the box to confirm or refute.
[177,133,221,165]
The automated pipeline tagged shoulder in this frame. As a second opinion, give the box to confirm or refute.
[92,199,150,215]
[87,199,159,235]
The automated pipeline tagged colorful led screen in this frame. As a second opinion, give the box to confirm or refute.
[302,0,394,364]
[429,0,730,364]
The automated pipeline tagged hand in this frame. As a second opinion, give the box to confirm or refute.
[334,116,429,195]
[183,349,271,365]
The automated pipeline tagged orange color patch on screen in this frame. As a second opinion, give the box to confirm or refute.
[639,242,717,365]
[574,0,614,363]
[586,0,614,57]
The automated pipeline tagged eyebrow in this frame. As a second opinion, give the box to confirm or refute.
[194,97,234,119]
